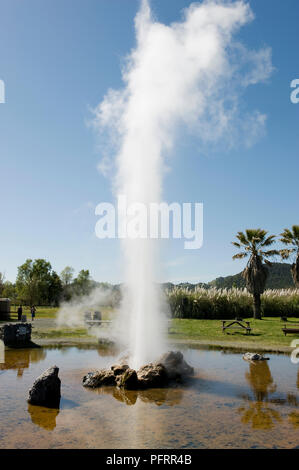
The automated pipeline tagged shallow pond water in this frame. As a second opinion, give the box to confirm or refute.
[0,345,298,449]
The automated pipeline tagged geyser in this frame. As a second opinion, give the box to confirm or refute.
[94,0,273,368]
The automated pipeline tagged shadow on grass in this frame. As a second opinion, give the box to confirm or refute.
[224,332,262,337]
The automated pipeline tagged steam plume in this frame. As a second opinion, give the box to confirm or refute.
[94,0,273,368]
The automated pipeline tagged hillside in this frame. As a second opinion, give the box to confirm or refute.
[96,263,294,292]
[209,262,294,290]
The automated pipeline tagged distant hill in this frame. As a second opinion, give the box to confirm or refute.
[209,262,294,290]
[96,263,294,293]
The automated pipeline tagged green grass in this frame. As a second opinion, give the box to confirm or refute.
[169,317,299,348]
[9,306,59,319]
[6,305,298,350]
[9,305,113,320]
[33,328,89,339]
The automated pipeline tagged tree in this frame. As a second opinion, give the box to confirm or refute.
[280,225,299,287]
[60,266,75,287]
[2,281,17,303]
[48,272,63,306]
[60,266,75,301]
[73,269,92,296]
[0,272,5,297]
[232,229,279,319]
[16,259,39,305]
[16,259,62,305]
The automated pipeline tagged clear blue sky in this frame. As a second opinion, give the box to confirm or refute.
[0,0,298,284]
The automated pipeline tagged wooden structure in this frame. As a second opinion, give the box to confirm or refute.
[0,323,32,346]
[222,320,251,335]
[85,320,111,327]
[0,299,10,321]
[282,323,299,336]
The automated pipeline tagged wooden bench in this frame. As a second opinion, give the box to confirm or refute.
[222,320,251,335]
[282,323,299,336]
[85,320,112,327]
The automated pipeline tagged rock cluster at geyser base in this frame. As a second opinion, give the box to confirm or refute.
[82,351,194,390]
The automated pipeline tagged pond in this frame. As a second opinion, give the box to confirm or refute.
[0,345,298,449]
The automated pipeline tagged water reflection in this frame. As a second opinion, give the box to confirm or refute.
[27,404,59,431]
[97,345,121,357]
[288,411,299,428]
[87,385,184,407]
[288,370,299,428]
[238,361,298,430]
[0,348,46,377]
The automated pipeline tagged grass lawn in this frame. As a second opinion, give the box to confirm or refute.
[9,305,113,320]
[9,306,59,319]
[169,317,299,348]
[5,306,298,350]
[33,328,89,339]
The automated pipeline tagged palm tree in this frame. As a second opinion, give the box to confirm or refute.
[280,225,299,287]
[232,229,279,319]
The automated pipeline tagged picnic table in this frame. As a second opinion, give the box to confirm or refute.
[85,320,112,327]
[282,323,299,336]
[222,320,251,335]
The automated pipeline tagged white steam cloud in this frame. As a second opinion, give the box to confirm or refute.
[56,286,114,329]
[92,0,273,368]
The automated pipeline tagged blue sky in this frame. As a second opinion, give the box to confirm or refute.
[0,0,298,284]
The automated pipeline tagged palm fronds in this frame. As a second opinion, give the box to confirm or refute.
[280,225,299,287]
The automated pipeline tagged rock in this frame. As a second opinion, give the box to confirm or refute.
[137,363,168,388]
[0,323,32,347]
[82,369,116,388]
[243,352,269,362]
[116,368,139,390]
[28,366,61,408]
[82,351,194,391]
[158,351,194,380]
[111,364,129,376]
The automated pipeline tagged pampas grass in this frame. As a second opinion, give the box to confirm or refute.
[167,287,299,319]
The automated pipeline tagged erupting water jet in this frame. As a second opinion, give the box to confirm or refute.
[93,0,273,368]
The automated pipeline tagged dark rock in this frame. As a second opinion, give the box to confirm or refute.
[111,364,129,376]
[137,363,168,388]
[28,365,61,408]
[82,369,116,388]
[0,323,32,347]
[116,368,139,390]
[158,351,194,380]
